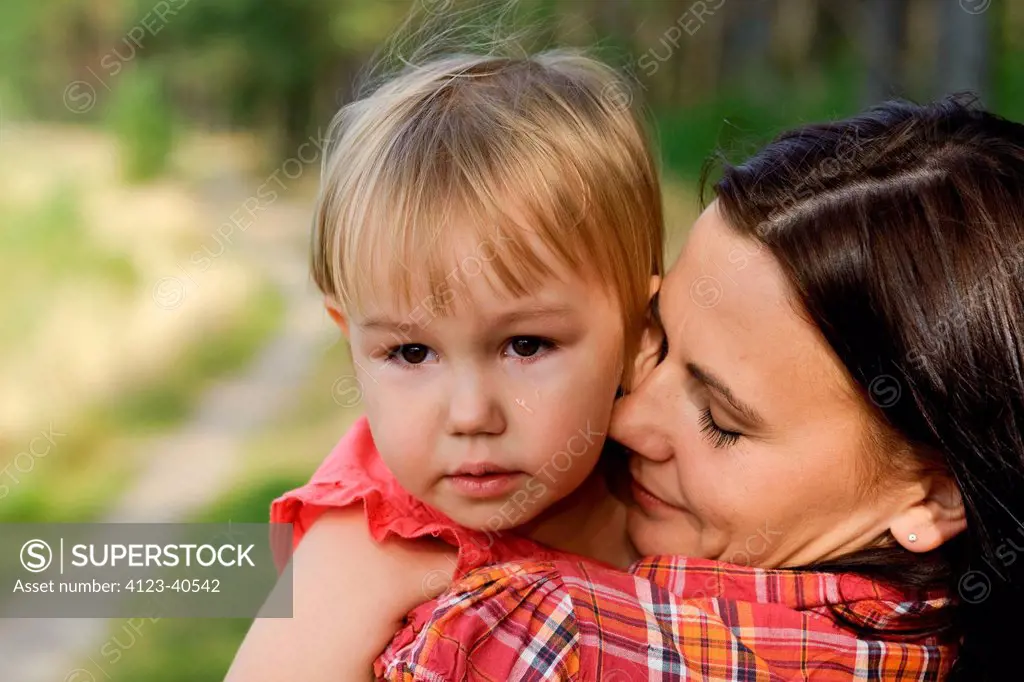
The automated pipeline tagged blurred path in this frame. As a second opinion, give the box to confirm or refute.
[0,176,331,682]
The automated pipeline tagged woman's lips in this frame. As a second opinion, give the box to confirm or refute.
[445,472,526,499]
[631,479,684,513]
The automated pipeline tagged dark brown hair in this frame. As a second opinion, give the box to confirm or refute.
[709,95,1024,681]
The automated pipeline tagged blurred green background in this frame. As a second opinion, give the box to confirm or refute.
[0,0,1019,679]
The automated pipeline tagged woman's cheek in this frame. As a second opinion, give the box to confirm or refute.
[675,432,712,488]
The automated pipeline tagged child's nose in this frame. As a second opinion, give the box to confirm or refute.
[446,372,505,436]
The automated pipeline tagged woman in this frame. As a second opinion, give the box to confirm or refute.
[376,96,1024,680]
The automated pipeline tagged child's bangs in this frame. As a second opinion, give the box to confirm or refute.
[340,148,598,317]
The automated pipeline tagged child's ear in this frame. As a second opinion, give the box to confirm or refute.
[324,295,350,337]
[648,274,661,301]
[623,275,664,394]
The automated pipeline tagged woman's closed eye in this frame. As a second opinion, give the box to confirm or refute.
[698,407,742,448]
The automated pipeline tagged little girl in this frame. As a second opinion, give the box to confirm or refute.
[228,48,664,681]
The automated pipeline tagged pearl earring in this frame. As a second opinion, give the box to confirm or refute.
[908,533,918,543]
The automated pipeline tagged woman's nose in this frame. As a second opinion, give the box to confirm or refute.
[446,371,505,436]
[609,369,674,462]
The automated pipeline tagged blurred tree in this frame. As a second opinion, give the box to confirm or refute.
[936,0,991,101]
[669,0,726,107]
[131,0,409,160]
[593,0,635,59]
[721,0,775,101]
[995,0,1024,120]
[107,63,175,182]
[772,0,817,78]
[143,0,331,157]
[0,0,107,118]
[861,0,909,105]
[0,0,1017,176]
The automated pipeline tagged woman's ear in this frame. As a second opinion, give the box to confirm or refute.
[324,295,350,337]
[889,473,967,552]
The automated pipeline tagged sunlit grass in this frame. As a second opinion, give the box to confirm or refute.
[106,287,286,431]
[70,475,303,682]
[0,185,140,350]
[0,282,286,523]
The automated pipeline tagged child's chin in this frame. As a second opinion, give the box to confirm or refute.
[443,502,532,534]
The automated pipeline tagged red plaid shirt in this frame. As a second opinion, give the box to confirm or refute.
[377,556,956,681]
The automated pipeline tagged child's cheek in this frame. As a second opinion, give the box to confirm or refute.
[371,400,439,492]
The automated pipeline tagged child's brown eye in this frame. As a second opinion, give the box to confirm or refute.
[399,344,429,364]
[510,337,542,357]
[508,336,554,359]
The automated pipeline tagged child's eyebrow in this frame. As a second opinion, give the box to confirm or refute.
[490,304,579,326]
[358,304,579,332]
[358,317,410,331]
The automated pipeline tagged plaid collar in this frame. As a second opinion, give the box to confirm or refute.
[634,555,955,638]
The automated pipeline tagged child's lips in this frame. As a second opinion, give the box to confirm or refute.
[445,472,526,498]
[451,461,517,477]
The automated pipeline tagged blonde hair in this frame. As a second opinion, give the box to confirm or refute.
[312,48,664,369]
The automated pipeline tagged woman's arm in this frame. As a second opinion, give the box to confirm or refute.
[379,561,582,681]
[225,508,456,682]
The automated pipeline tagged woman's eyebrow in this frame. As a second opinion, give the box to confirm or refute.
[686,362,765,426]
